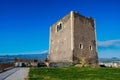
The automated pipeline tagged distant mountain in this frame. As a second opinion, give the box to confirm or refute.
[99,57,120,62]
[1,52,120,64]
[0,52,48,63]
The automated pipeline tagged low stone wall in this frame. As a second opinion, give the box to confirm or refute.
[0,63,14,72]
[49,62,73,67]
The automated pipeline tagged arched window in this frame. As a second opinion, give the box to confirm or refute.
[57,23,62,32]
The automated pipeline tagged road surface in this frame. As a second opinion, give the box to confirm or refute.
[0,68,29,80]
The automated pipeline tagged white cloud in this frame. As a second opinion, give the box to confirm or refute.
[40,50,49,54]
[97,39,120,58]
[97,39,120,48]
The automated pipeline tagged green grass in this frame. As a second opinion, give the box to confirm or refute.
[29,67,120,80]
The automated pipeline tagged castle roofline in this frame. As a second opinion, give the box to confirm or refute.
[50,11,94,27]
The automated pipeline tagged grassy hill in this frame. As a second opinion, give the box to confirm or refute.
[28,67,120,80]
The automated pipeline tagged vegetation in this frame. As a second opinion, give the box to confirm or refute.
[29,67,120,80]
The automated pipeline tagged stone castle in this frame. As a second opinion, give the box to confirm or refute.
[49,11,98,67]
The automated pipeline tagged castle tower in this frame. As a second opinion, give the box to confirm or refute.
[49,11,98,67]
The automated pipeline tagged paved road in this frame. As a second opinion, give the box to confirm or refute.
[0,68,20,80]
[0,68,29,80]
[5,68,29,80]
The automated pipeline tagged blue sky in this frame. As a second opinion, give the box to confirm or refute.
[0,0,120,58]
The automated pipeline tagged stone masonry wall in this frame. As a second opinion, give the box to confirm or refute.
[49,13,73,63]
[49,11,98,66]
[73,12,98,66]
